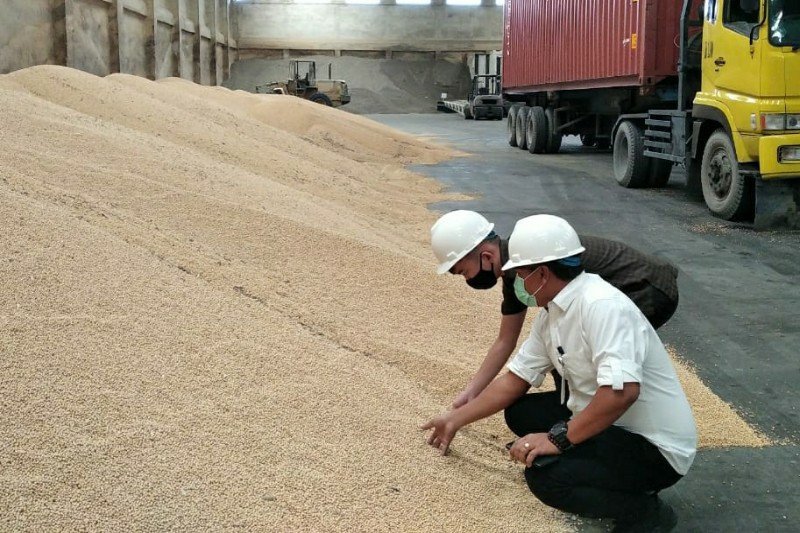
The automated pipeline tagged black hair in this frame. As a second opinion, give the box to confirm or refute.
[482,230,500,243]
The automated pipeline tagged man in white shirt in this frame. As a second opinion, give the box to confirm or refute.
[422,214,697,533]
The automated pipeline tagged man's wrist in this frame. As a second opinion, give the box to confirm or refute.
[547,420,574,452]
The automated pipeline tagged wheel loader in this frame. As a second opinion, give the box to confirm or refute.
[256,60,351,108]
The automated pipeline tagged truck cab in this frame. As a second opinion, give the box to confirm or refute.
[691,0,800,223]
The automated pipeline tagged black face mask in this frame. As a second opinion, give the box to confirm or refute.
[466,257,498,290]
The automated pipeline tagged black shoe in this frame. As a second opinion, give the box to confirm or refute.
[612,497,678,533]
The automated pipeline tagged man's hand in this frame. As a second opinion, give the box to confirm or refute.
[421,414,461,455]
[508,433,560,467]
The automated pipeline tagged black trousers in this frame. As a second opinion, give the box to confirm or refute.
[504,391,682,520]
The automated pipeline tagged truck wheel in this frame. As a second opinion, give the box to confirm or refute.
[544,107,563,153]
[649,159,673,188]
[526,106,547,154]
[516,106,530,150]
[612,121,649,188]
[464,105,473,120]
[309,92,333,106]
[700,130,753,220]
[507,106,520,147]
[580,134,596,147]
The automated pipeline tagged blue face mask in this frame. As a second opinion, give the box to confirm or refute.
[514,268,545,307]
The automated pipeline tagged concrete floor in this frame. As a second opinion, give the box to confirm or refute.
[371,113,800,532]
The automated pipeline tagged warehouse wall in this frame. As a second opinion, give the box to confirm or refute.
[233,0,503,58]
[0,0,238,85]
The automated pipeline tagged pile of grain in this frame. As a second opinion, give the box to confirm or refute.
[0,66,765,531]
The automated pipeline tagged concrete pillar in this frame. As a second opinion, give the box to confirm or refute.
[193,0,202,84]
[108,1,122,74]
[177,0,186,80]
[145,0,157,80]
[53,1,68,67]
[211,0,219,85]
[226,0,232,80]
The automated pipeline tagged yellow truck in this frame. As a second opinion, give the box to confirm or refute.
[615,0,800,228]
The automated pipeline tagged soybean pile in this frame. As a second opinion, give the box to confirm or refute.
[0,66,766,531]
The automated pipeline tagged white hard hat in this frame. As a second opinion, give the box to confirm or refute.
[431,210,495,274]
[502,215,584,270]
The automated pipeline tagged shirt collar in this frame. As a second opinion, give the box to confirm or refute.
[548,272,588,312]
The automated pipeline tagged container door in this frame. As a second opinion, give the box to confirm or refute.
[702,0,763,133]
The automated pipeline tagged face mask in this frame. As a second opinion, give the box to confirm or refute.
[514,268,546,307]
[466,254,498,290]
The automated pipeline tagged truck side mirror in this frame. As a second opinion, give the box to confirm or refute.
[740,0,759,13]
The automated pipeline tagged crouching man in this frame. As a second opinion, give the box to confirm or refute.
[422,214,697,533]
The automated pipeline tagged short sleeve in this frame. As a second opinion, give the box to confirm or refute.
[501,272,527,316]
[507,317,553,387]
[582,297,647,390]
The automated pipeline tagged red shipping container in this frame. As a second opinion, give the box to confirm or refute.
[502,0,686,94]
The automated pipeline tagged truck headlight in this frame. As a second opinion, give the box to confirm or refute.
[778,146,800,162]
[761,113,786,131]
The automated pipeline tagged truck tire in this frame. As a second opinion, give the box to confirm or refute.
[309,92,333,106]
[464,105,473,120]
[613,121,649,188]
[700,130,753,220]
[544,107,563,153]
[507,106,520,147]
[580,134,596,147]
[649,158,673,188]
[516,106,530,150]
[526,106,547,154]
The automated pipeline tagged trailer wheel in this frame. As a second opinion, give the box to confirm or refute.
[580,134,596,147]
[544,107,563,153]
[507,106,520,147]
[526,106,547,154]
[700,130,753,220]
[464,105,473,120]
[516,106,530,150]
[649,159,673,188]
[612,120,649,188]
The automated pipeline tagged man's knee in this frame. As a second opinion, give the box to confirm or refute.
[503,401,527,437]
[523,467,569,511]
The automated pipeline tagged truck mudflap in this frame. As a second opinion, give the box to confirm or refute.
[754,177,800,230]
[754,134,800,229]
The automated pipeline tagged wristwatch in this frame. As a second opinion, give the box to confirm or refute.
[548,420,574,452]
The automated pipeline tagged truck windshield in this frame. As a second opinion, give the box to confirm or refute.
[770,0,800,47]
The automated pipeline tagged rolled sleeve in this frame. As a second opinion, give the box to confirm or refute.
[584,297,648,390]
[596,359,643,390]
[507,320,553,387]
